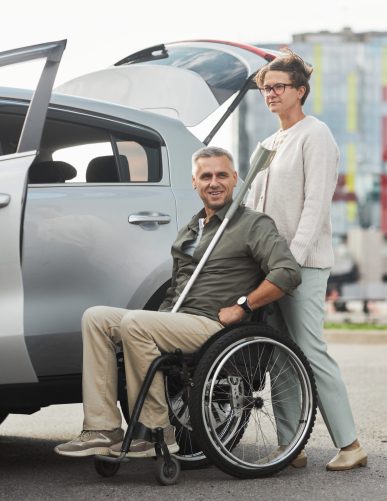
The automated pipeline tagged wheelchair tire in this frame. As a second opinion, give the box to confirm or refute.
[154,456,181,485]
[189,323,317,479]
[94,457,120,477]
[166,364,250,470]
[0,411,8,426]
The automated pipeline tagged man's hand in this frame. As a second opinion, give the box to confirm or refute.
[218,280,286,327]
[218,304,245,326]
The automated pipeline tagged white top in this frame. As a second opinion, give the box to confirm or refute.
[182,217,205,256]
[246,115,339,268]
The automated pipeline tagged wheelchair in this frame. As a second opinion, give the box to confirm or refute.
[94,319,317,485]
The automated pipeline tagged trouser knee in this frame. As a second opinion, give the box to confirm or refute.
[82,306,120,346]
[120,310,152,345]
[82,305,107,325]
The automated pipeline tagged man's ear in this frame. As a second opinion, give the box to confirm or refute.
[192,175,196,189]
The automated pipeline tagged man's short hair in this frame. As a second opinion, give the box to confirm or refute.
[192,146,235,175]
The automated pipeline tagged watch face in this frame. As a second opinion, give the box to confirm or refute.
[237,296,250,312]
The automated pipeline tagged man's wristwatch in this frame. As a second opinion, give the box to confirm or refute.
[237,296,252,313]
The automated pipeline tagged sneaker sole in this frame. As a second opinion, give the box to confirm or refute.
[54,446,111,457]
[110,443,180,459]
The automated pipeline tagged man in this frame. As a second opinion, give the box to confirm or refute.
[55,146,301,458]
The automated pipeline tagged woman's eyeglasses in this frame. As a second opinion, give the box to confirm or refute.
[258,83,294,96]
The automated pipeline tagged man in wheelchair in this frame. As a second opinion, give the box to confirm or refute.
[55,146,301,459]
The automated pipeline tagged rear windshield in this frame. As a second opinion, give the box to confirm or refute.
[137,46,248,104]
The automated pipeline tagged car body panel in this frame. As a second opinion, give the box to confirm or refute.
[0,40,66,384]
[23,184,178,376]
[0,89,204,378]
[0,152,38,384]
[56,64,220,126]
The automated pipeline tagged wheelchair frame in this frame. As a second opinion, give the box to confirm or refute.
[94,321,317,485]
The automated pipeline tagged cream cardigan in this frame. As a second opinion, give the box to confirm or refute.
[246,115,338,268]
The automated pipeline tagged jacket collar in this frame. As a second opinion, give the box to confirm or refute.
[188,200,233,231]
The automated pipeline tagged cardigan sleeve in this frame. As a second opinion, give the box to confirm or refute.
[289,122,338,265]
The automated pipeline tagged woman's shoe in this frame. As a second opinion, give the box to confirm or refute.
[255,447,307,467]
[326,446,368,471]
[291,449,307,468]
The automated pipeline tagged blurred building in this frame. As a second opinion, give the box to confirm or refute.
[237,27,387,239]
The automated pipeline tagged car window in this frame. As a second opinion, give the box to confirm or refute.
[46,121,162,183]
[116,140,148,182]
[42,118,162,184]
[0,109,24,155]
[52,141,114,182]
[122,45,249,105]
[114,133,161,183]
[0,107,162,184]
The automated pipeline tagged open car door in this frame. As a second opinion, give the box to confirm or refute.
[0,40,66,384]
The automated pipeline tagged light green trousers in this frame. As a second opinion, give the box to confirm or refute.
[267,267,357,448]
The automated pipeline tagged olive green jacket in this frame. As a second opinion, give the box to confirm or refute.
[159,202,301,322]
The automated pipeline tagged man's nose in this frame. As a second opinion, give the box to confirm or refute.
[209,175,219,185]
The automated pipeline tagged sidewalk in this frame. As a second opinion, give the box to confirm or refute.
[324,328,387,344]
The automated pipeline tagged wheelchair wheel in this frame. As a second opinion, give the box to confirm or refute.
[189,323,317,479]
[154,456,181,485]
[166,365,249,470]
[94,457,120,477]
[165,372,209,469]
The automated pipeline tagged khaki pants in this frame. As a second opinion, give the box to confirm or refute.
[82,306,222,430]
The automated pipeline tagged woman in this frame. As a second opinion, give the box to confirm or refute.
[246,50,367,471]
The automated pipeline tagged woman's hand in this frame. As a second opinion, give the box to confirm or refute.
[218,304,245,326]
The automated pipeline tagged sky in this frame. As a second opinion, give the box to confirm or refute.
[1,0,385,150]
[1,0,386,86]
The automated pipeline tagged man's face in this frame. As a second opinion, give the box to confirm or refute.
[192,155,237,213]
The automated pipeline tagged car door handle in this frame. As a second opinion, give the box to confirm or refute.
[128,212,171,225]
[0,193,11,208]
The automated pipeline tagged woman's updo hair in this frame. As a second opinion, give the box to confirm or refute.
[255,49,313,105]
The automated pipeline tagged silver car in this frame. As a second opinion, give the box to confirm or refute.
[0,39,277,425]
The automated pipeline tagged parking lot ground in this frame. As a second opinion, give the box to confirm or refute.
[1,342,386,500]
[325,328,387,344]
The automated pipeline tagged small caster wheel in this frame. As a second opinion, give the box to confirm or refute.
[94,457,120,477]
[154,456,181,485]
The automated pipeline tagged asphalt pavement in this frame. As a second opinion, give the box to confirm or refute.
[0,340,386,500]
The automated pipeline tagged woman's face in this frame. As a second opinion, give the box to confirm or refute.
[261,70,305,116]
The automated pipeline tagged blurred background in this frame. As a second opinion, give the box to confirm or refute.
[233,27,387,325]
[2,1,387,325]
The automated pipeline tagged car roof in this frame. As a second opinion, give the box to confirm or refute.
[0,85,194,137]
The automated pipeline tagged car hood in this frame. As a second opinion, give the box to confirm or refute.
[55,40,279,127]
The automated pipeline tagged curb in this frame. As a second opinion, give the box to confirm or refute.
[324,329,387,344]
